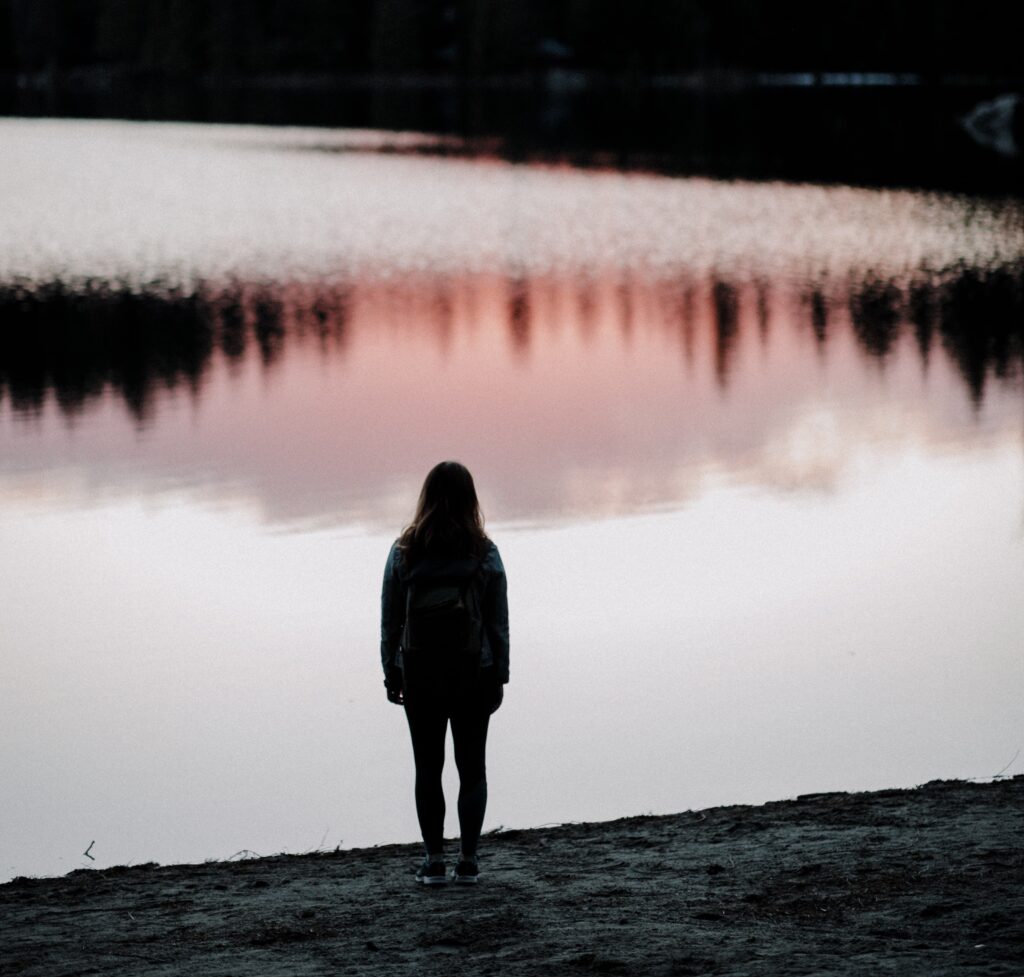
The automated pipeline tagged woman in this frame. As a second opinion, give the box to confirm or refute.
[380,461,509,885]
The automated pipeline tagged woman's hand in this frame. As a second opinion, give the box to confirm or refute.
[385,668,404,705]
[487,680,504,714]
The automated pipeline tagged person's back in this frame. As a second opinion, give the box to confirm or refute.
[380,461,508,885]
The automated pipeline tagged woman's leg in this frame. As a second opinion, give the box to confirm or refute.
[450,704,490,858]
[404,698,449,855]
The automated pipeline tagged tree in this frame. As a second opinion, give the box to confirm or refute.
[95,0,146,65]
[8,0,58,72]
[370,0,431,72]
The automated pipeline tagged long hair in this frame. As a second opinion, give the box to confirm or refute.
[398,461,489,563]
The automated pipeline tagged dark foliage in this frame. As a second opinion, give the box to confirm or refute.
[0,0,1021,80]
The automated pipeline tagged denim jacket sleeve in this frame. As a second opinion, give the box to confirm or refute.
[482,545,510,684]
[380,541,404,675]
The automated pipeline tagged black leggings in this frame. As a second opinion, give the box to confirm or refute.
[403,659,491,857]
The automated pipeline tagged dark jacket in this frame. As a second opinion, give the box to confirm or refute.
[380,539,510,684]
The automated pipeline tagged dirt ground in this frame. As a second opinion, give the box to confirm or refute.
[2,777,1022,976]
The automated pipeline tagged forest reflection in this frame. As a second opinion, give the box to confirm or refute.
[2,263,1022,421]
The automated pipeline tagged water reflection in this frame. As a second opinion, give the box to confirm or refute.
[4,120,1023,287]
[0,283,215,419]
[1,264,1021,530]
[3,265,1022,421]
[1,118,1022,529]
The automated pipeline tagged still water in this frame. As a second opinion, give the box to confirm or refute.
[1,119,1022,881]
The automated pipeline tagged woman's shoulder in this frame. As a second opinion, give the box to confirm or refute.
[480,538,504,572]
[386,539,404,571]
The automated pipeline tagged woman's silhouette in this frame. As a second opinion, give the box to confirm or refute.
[381,461,509,885]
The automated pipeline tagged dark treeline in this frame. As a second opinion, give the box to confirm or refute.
[2,267,1022,421]
[0,0,1020,81]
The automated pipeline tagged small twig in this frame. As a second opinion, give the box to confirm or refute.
[993,748,1021,779]
[83,841,95,861]
[225,849,264,861]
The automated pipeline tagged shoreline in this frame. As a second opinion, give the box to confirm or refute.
[3,777,1022,976]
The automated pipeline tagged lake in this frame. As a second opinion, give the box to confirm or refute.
[1,118,1022,881]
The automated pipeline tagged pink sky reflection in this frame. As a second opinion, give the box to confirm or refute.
[1,271,1020,530]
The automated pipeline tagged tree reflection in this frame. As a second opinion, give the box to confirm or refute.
[0,282,214,421]
[908,280,936,367]
[214,284,248,363]
[712,279,740,386]
[808,288,828,347]
[938,266,1024,406]
[506,277,531,354]
[849,277,902,359]
[1,265,1022,422]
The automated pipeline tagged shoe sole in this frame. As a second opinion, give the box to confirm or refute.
[453,874,479,885]
[418,875,448,886]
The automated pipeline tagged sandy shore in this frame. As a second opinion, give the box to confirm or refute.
[2,777,1022,976]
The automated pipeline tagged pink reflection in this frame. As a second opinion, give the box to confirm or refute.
[0,268,1022,528]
